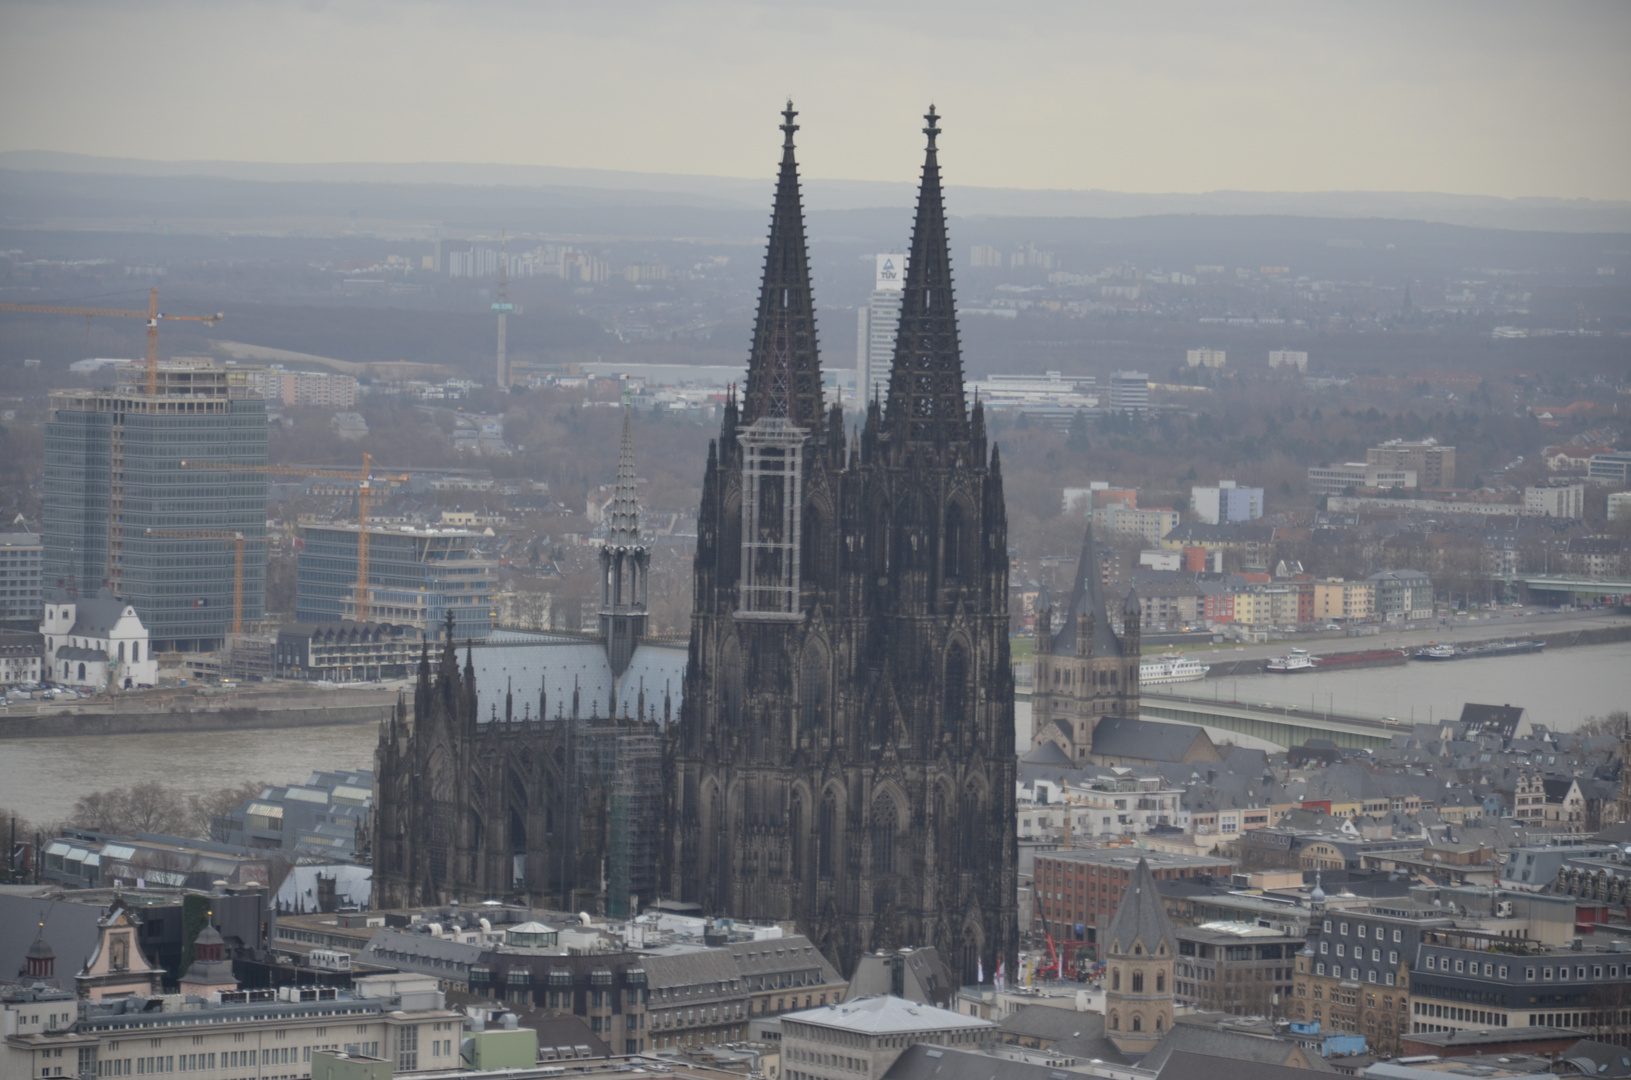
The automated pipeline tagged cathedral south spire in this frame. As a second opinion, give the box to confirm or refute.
[742,100,824,430]
[886,105,968,443]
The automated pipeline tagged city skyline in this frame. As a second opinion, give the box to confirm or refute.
[1,1,1628,201]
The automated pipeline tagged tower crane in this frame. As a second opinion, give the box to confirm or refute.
[142,529,267,636]
[179,453,409,624]
[0,287,224,396]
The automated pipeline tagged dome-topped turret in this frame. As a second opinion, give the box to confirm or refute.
[23,922,55,981]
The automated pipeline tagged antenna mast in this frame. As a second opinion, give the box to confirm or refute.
[493,230,514,389]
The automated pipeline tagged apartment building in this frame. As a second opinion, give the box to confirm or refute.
[1368,439,1456,488]
[1097,504,1179,543]
[1524,485,1585,519]
[1312,578,1374,623]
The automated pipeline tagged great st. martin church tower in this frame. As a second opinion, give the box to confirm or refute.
[668,104,1018,982]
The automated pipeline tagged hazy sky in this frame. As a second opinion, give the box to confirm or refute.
[2,0,1628,200]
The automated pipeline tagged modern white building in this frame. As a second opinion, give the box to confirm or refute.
[1269,349,1309,371]
[40,588,157,690]
[1107,372,1150,414]
[781,995,993,1080]
[1190,481,1264,525]
[1185,348,1226,368]
[1307,463,1416,496]
[1524,485,1585,519]
[856,254,907,405]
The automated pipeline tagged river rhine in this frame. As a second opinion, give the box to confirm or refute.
[3,643,1628,824]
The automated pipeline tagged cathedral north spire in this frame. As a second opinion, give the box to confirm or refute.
[886,105,968,443]
[742,100,824,430]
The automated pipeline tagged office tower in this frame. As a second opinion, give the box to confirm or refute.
[43,361,267,651]
[295,524,495,640]
[856,253,907,406]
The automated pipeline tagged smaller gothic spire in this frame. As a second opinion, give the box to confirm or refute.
[608,406,642,547]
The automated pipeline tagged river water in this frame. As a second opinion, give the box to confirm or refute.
[3,643,1627,825]
[1168,642,1630,731]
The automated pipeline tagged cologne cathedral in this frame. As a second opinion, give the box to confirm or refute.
[667,104,1018,982]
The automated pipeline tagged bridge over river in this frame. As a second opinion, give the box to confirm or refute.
[1140,691,1400,751]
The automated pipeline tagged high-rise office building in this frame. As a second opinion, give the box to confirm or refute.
[855,253,907,405]
[43,361,267,651]
[296,524,495,640]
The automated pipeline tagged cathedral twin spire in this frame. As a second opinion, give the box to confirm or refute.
[885,105,969,443]
[743,101,825,430]
[744,102,968,441]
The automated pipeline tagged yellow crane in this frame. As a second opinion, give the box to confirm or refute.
[142,529,267,636]
[0,287,224,396]
[179,453,408,623]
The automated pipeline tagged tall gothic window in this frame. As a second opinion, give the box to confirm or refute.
[789,795,805,881]
[943,503,966,581]
[801,504,825,590]
[800,647,829,737]
[819,792,838,880]
[943,643,969,736]
[1132,972,1144,992]
[871,796,896,877]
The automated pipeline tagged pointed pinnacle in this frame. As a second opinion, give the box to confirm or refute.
[782,100,799,149]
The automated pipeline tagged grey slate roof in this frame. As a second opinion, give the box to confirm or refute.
[1156,1049,1329,1080]
[642,944,745,1001]
[1050,528,1123,658]
[882,1044,1079,1080]
[49,588,136,638]
[996,1004,1126,1064]
[0,890,105,988]
[1090,716,1213,764]
[363,927,483,980]
[472,634,686,724]
[1142,1023,1333,1073]
[1103,858,1176,956]
[1560,1039,1631,1078]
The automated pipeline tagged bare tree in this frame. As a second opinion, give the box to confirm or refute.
[188,781,267,840]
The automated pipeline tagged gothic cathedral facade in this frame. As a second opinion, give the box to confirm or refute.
[374,415,664,914]
[667,104,1018,983]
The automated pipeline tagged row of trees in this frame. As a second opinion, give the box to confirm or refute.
[1,780,265,869]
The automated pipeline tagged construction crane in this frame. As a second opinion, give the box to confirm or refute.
[142,528,267,636]
[178,453,408,624]
[0,286,224,396]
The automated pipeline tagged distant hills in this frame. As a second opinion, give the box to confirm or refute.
[4,150,1628,234]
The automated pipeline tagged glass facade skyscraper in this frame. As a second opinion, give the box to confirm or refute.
[43,363,268,651]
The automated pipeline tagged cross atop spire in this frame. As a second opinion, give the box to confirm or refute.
[742,101,824,432]
[923,104,940,148]
[781,100,798,149]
